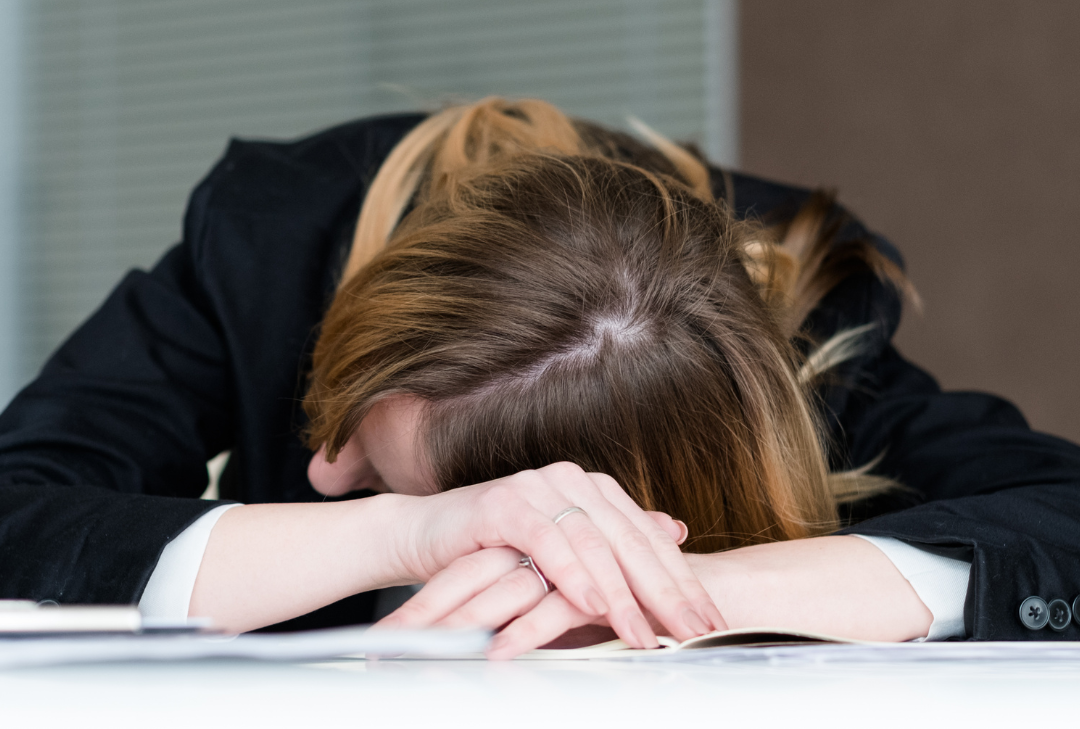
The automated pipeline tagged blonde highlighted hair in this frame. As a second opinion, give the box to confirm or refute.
[305,97,912,552]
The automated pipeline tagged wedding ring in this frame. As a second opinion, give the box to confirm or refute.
[518,555,551,594]
[552,506,587,525]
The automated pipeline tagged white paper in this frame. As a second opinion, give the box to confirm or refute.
[626,640,1080,664]
[0,626,492,669]
[0,605,141,633]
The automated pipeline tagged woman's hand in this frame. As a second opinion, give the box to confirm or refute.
[379,462,724,651]
[380,534,934,658]
[382,547,607,659]
[378,509,708,658]
[380,507,708,660]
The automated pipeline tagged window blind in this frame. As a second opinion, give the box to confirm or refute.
[16,0,737,386]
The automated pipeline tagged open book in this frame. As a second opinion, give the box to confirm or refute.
[517,626,855,660]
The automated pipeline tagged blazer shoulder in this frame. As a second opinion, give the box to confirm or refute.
[714,168,813,223]
[190,112,427,220]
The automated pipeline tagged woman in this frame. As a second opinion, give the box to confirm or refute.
[1,98,1077,658]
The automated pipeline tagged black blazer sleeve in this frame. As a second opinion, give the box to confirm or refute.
[834,344,1080,640]
[0,113,427,608]
[0,176,235,604]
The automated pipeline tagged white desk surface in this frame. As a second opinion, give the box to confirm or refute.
[2,651,1077,729]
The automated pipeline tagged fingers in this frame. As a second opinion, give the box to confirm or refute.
[489,462,719,644]
[588,474,727,633]
[480,483,611,620]
[376,547,521,629]
[645,511,688,545]
[514,463,663,648]
[486,592,597,660]
[544,501,659,648]
[556,481,706,643]
[436,559,550,630]
[388,470,620,634]
[410,461,725,647]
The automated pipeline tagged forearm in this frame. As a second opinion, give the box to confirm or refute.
[687,535,933,642]
[188,494,414,633]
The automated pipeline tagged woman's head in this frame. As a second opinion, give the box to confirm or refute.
[304,98,906,552]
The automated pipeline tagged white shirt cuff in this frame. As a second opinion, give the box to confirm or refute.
[852,534,971,641]
[138,504,241,620]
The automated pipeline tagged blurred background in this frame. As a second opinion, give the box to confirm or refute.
[0,0,1077,443]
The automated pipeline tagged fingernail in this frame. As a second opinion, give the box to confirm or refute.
[674,520,689,545]
[583,587,609,616]
[630,613,659,649]
[682,607,710,636]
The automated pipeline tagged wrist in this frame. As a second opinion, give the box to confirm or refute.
[684,536,934,641]
[350,492,428,588]
[683,550,757,631]
[379,485,490,584]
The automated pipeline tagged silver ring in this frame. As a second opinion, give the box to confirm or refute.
[518,555,551,594]
[552,506,587,525]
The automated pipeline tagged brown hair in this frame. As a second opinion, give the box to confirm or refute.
[304,98,910,553]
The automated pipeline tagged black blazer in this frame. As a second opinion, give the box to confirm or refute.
[1,113,1078,639]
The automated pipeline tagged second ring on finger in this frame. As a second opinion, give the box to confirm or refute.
[436,557,553,630]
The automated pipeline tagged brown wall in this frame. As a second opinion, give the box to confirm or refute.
[741,1,1080,442]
